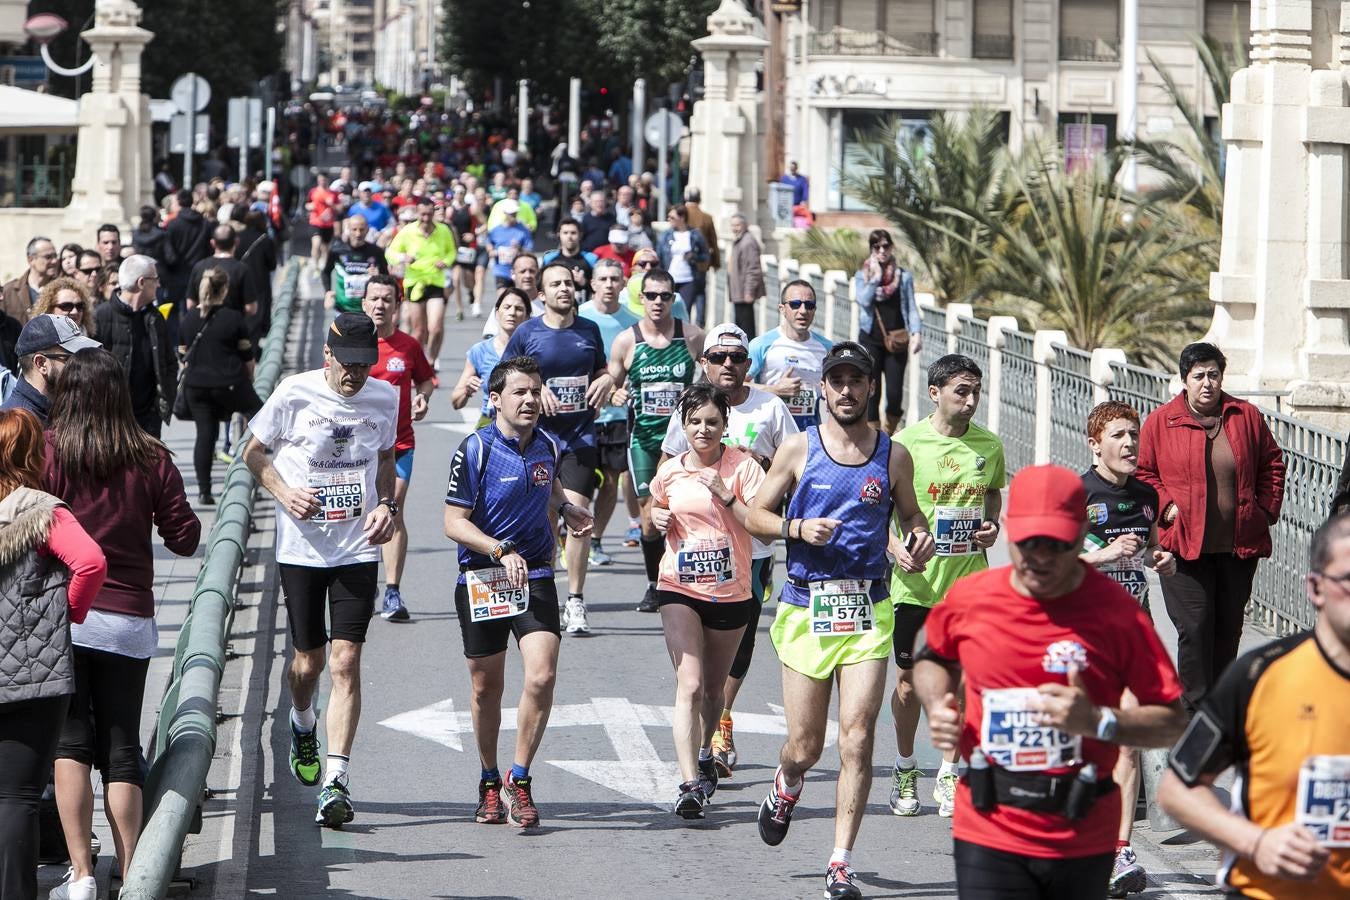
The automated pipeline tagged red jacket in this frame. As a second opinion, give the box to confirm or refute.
[1136,392,1286,561]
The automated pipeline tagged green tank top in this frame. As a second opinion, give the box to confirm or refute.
[629,320,695,448]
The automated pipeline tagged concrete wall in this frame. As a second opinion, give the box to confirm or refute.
[0,208,83,283]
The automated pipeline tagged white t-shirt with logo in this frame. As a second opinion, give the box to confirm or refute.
[747,327,833,423]
[249,368,398,567]
[668,230,694,284]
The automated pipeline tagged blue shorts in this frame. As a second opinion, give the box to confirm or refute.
[395,448,414,482]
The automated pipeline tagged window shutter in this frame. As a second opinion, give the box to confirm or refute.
[887,0,936,36]
[974,0,1012,37]
[1060,0,1120,43]
[839,0,877,32]
[1204,1,1251,44]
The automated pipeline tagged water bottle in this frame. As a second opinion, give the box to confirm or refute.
[1065,762,1098,820]
[968,747,995,812]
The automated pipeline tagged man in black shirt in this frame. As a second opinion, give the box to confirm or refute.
[186,226,258,316]
[323,214,388,314]
[545,218,595,302]
[578,191,616,253]
[93,256,176,437]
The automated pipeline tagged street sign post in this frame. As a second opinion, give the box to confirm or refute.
[227,97,264,181]
[170,73,211,189]
[645,110,681,221]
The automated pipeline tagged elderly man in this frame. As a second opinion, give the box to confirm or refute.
[93,255,177,437]
[2,236,59,322]
[727,213,765,338]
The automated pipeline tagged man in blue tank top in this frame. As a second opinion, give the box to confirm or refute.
[747,341,935,900]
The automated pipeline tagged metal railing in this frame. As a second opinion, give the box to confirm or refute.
[809,29,939,57]
[1048,344,1095,472]
[999,329,1037,474]
[1107,360,1172,419]
[828,276,851,343]
[1250,410,1346,635]
[954,315,991,429]
[119,261,301,900]
[918,305,948,394]
[1060,35,1121,62]
[973,33,1014,59]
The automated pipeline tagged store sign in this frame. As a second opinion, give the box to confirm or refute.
[810,74,888,98]
[1064,123,1108,173]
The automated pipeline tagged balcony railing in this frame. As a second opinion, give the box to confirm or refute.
[973,33,1014,59]
[808,28,939,57]
[1059,35,1120,61]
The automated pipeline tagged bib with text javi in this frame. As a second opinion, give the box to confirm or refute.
[934,505,982,556]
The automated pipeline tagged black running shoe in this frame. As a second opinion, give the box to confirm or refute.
[757,774,798,846]
[475,778,505,824]
[825,862,862,899]
[698,756,719,799]
[636,586,659,612]
[674,781,706,819]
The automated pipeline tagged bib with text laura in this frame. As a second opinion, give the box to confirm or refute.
[465,566,529,623]
[1296,754,1350,846]
[307,469,365,522]
[980,687,1082,772]
[809,579,874,635]
[641,381,680,417]
[547,375,589,414]
[676,537,734,585]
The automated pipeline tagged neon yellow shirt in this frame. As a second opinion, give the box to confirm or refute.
[387,222,458,302]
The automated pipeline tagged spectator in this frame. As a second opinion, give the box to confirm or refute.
[93,256,176,438]
[726,213,765,339]
[163,189,212,306]
[854,228,920,434]
[657,205,710,324]
[59,243,83,279]
[683,188,721,273]
[237,210,278,347]
[1136,342,1287,712]
[579,190,616,253]
[186,226,258,317]
[0,408,105,900]
[34,277,96,338]
[178,267,262,504]
[74,250,103,299]
[2,237,59,323]
[99,262,120,304]
[45,349,200,900]
[608,151,633,188]
[614,185,635,225]
[780,160,809,206]
[0,315,100,424]
[95,225,121,264]
[627,207,655,251]
[0,309,18,380]
[518,178,541,210]
[130,206,167,271]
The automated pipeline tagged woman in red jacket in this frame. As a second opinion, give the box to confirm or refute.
[1136,343,1286,712]
[43,350,201,899]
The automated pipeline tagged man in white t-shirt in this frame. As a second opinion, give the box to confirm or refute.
[748,279,833,432]
[244,312,398,829]
[661,322,798,776]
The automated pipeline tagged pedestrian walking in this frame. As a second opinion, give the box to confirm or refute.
[35,278,96,338]
[93,256,176,438]
[854,229,920,434]
[726,213,764,338]
[2,316,100,425]
[2,237,58,323]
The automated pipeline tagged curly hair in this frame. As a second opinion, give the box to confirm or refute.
[34,276,96,337]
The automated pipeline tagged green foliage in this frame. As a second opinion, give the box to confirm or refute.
[787,227,867,275]
[839,108,1015,303]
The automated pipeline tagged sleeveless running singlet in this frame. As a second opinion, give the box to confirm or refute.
[629,320,695,450]
[781,426,893,608]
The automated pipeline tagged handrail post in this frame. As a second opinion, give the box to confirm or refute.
[1032,330,1068,465]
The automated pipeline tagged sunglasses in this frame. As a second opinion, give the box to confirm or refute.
[642,290,674,302]
[40,353,72,363]
[1014,537,1077,554]
[634,260,656,268]
[705,351,748,365]
[79,267,101,275]
[873,242,892,250]
[783,300,816,310]
[53,302,82,313]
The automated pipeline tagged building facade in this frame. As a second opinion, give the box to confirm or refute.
[782,0,1251,211]
[373,0,441,97]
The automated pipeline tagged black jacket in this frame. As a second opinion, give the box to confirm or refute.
[163,208,211,278]
[93,294,177,425]
[131,226,169,270]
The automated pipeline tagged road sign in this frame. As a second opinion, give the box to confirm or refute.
[768,182,794,228]
[644,110,682,150]
[169,113,209,155]
[170,73,210,114]
[227,97,264,149]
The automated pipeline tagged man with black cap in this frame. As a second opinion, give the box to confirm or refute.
[0,314,101,423]
[913,464,1187,900]
[745,340,935,900]
[244,312,398,829]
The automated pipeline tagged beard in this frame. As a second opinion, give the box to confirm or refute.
[828,399,867,426]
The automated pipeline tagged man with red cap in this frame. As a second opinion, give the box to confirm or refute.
[913,464,1187,900]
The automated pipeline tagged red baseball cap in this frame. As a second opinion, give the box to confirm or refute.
[1004,465,1087,544]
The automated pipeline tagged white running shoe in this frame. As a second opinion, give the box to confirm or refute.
[934,770,958,818]
[564,596,590,634]
[49,868,97,900]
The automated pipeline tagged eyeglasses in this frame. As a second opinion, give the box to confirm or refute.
[784,300,816,310]
[40,353,71,363]
[705,351,748,365]
[1314,570,1350,588]
[642,290,674,302]
[54,302,82,313]
[1014,537,1077,554]
[79,267,101,275]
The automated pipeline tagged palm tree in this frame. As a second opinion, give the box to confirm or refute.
[839,107,1015,303]
[786,227,868,275]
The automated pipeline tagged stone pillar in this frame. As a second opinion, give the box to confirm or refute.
[63,0,154,237]
[1207,0,1350,426]
[689,1,769,237]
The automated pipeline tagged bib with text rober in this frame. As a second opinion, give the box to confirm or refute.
[547,375,589,414]
[676,537,734,585]
[1296,754,1350,846]
[465,566,529,623]
[786,385,817,418]
[934,505,982,556]
[307,469,365,522]
[980,687,1082,772]
[809,579,874,635]
[641,381,680,416]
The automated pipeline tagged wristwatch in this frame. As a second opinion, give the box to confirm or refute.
[491,539,518,562]
[1095,706,1119,742]
[378,497,399,517]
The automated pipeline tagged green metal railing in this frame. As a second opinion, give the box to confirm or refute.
[119,261,300,900]
[954,315,991,430]
[1047,343,1094,472]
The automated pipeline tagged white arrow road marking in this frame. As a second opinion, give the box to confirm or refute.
[377,697,464,751]
[549,698,678,807]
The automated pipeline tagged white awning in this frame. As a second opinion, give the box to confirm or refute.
[0,85,79,131]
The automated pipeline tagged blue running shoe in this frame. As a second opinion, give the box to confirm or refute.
[381,586,409,621]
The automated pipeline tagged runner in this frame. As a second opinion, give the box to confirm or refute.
[624,248,689,321]
[577,258,641,566]
[307,173,337,274]
[661,323,798,777]
[649,384,766,818]
[608,268,706,612]
[362,275,436,622]
[503,262,612,634]
[748,279,832,430]
[913,464,1187,900]
[386,197,458,365]
[1078,400,1177,896]
[485,199,534,290]
[887,354,1005,820]
[443,355,594,830]
[243,313,398,828]
[541,217,597,303]
[744,341,935,900]
[322,214,388,314]
[1158,511,1350,900]
[481,252,544,339]
[452,288,531,429]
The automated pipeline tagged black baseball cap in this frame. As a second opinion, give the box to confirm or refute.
[16,314,100,357]
[326,313,378,366]
[821,341,874,378]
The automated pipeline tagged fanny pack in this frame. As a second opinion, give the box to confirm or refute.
[968,766,1116,818]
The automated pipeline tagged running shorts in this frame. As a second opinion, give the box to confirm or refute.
[558,445,600,498]
[394,448,414,481]
[454,576,561,658]
[627,442,662,499]
[892,602,930,670]
[769,595,895,681]
[655,591,757,631]
[280,562,378,652]
[595,420,631,473]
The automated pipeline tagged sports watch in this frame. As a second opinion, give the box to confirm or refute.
[1095,706,1119,742]
[378,497,399,517]
[491,539,518,562]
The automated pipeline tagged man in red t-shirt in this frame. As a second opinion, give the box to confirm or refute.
[363,273,435,621]
[308,173,338,273]
[914,464,1187,900]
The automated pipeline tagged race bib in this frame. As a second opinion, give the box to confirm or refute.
[547,375,589,414]
[809,579,874,635]
[786,386,817,418]
[1102,553,1149,601]
[1296,755,1350,846]
[465,566,529,623]
[456,246,477,265]
[980,688,1082,772]
[934,505,982,556]
[345,272,370,299]
[307,469,365,522]
[641,381,680,417]
[676,537,734,585]
[497,245,518,265]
